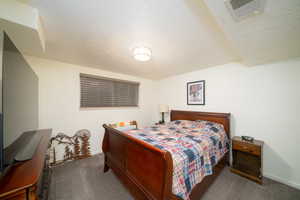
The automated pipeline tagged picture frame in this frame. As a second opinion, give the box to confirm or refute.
[187,80,205,105]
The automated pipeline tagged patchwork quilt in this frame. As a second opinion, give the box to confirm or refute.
[124,120,229,200]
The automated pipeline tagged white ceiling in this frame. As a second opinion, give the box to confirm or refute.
[204,0,300,66]
[14,0,300,79]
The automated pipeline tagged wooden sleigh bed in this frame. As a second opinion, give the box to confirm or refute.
[102,110,230,200]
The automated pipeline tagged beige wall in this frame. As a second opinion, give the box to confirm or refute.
[25,56,158,160]
[156,58,300,189]
[24,54,300,189]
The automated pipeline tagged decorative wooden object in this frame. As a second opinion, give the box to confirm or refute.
[102,110,230,200]
[0,129,52,200]
[49,129,91,166]
[231,136,264,184]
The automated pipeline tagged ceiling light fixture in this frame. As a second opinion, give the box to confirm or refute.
[133,47,151,62]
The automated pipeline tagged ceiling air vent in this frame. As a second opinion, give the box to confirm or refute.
[225,0,266,21]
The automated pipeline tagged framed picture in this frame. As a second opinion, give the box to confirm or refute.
[187,80,205,105]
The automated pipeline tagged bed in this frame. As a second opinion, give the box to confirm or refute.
[102,110,230,200]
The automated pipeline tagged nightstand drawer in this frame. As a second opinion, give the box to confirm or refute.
[232,141,260,156]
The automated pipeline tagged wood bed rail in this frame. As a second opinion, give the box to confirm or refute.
[101,110,231,200]
[102,124,174,200]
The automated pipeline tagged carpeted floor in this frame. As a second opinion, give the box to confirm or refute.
[49,154,300,200]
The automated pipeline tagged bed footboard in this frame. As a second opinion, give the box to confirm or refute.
[102,125,174,200]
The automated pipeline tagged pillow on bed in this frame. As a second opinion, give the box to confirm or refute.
[167,120,198,128]
[195,120,225,133]
[195,120,215,125]
[115,125,137,131]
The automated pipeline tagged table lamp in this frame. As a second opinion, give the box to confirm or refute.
[159,104,169,124]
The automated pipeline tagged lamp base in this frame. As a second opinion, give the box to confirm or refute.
[160,112,165,124]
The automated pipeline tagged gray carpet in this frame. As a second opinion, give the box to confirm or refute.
[49,154,300,200]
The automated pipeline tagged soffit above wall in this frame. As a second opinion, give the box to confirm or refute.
[0,0,45,53]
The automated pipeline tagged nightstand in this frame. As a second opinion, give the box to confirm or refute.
[231,136,264,184]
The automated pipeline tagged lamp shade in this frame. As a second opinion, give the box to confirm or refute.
[159,104,169,113]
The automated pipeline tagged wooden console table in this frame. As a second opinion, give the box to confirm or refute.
[0,129,51,200]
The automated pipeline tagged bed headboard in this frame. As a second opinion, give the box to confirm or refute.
[170,110,231,138]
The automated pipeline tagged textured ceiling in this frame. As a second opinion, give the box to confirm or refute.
[21,0,238,79]
[12,0,300,79]
[204,0,300,66]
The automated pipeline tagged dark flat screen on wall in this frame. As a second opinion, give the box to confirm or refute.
[0,32,39,173]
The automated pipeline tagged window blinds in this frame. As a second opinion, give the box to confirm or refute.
[80,74,139,107]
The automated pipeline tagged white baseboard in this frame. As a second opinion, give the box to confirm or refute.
[264,173,300,190]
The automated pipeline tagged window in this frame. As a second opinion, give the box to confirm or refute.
[80,74,139,108]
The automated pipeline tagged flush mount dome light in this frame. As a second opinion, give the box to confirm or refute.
[133,47,151,61]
